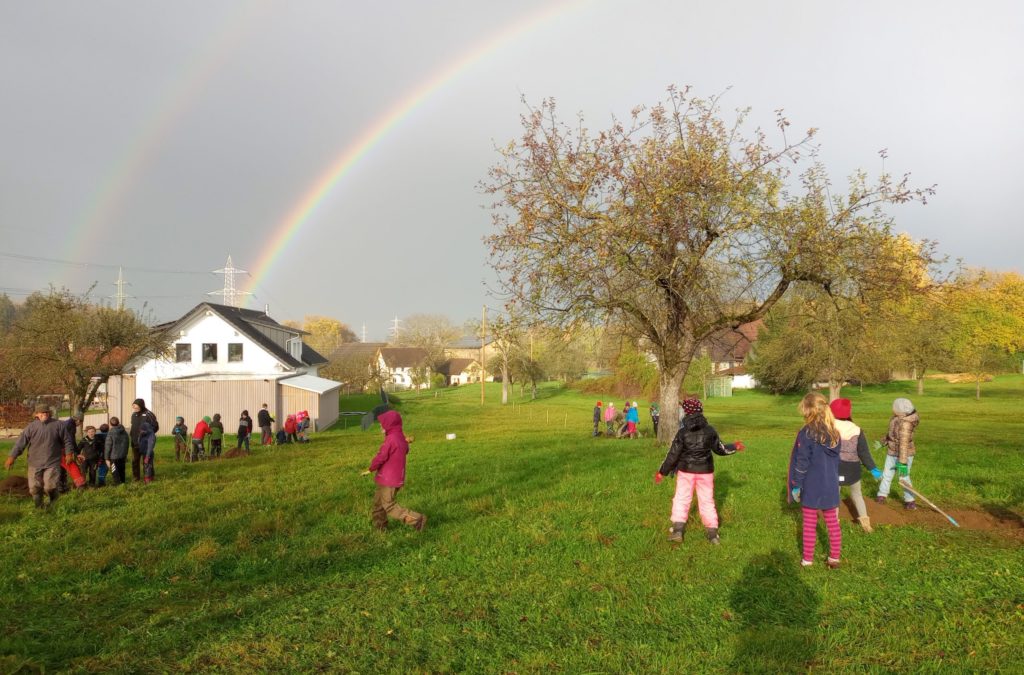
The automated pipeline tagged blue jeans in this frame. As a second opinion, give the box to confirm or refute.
[877,455,915,502]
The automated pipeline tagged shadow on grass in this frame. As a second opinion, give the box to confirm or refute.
[729,549,821,673]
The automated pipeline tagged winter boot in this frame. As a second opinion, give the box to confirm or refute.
[857,516,873,533]
[904,501,917,511]
[32,493,44,509]
[706,527,721,545]
[46,489,59,509]
[667,522,686,542]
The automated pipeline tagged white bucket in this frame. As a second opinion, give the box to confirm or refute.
[445,433,456,440]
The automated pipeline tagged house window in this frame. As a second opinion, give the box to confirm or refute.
[175,343,191,363]
[202,343,218,363]
[228,343,243,362]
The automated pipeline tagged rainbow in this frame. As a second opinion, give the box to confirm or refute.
[62,2,272,269]
[245,0,588,298]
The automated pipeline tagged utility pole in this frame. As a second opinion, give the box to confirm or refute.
[208,255,251,308]
[480,305,487,405]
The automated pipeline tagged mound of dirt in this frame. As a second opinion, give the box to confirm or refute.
[840,495,1023,537]
[223,448,250,459]
[0,475,30,498]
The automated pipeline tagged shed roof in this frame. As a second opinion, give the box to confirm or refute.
[438,358,479,376]
[447,335,494,349]
[704,320,764,363]
[280,374,342,394]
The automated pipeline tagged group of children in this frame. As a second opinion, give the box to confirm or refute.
[653,392,921,569]
[170,409,313,462]
[593,401,652,438]
[65,415,154,487]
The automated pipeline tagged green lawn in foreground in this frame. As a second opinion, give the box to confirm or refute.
[1,378,1022,672]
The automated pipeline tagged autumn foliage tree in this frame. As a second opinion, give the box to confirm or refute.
[485,87,935,442]
[10,289,173,416]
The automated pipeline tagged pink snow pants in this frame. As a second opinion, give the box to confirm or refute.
[671,471,718,528]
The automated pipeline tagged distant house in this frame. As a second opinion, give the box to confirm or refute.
[437,357,481,386]
[702,320,763,390]
[107,302,340,432]
[445,336,496,381]
[379,347,432,390]
[327,342,387,392]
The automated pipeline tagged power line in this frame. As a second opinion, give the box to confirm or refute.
[0,251,211,275]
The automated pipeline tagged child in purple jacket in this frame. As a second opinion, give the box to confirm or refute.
[788,392,842,569]
[362,410,426,532]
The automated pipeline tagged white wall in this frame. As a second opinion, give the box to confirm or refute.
[133,311,296,403]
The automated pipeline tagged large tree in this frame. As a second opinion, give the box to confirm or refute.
[10,289,173,415]
[485,88,934,442]
[394,314,461,368]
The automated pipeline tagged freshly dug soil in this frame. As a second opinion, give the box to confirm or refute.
[0,475,30,498]
[223,448,250,459]
[840,495,1023,537]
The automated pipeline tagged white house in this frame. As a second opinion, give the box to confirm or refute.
[378,347,432,390]
[437,357,481,386]
[107,302,341,432]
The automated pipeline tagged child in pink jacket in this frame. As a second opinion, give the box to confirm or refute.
[363,410,426,532]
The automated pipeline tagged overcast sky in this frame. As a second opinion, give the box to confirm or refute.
[2,1,1021,340]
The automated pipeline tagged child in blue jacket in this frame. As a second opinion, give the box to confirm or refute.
[788,392,842,569]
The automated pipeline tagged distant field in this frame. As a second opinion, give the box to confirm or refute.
[1,377,1022,672]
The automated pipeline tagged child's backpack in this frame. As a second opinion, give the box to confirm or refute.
[276,429,288,444]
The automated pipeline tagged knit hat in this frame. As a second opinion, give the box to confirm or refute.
[33,403,50,414]
[596,401,602,407]
[893,398,914,415]
[829,398,852,420]
[682,398,703,416]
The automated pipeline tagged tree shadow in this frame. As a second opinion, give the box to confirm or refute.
[729,549,821,673]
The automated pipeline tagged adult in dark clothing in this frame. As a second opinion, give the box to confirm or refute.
[104,417,130,485]
[655,398,743,544]
[129,398,158,481]
[257,404,273,446]
[5,404,76,509]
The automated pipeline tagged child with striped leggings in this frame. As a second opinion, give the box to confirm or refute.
[788,392,842,569]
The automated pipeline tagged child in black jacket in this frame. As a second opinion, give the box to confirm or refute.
[655,398,744,544]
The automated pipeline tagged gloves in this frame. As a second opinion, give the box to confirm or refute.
[654,472,663,484]
[4,456,14,471]
[734,441,745,451]
[791,486,801,503]
[870,467,882,480]
[360,469,372,477]
[897,463,909,478]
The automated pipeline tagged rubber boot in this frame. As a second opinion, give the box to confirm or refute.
[32,493,44,509]
[857,516,873,533]
[706,527,721,545]
[46,489,59,509]
[668,521,686,542]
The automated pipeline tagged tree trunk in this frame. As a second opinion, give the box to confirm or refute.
[501,360,509,404]
[657,363,688,445]
[976,378,981,400]
[916,375,925,396]
[828,380,842,401]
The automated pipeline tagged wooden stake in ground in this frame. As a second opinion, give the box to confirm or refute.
[899,478,960,527]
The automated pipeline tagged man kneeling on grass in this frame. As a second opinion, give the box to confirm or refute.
[362,409,426,532]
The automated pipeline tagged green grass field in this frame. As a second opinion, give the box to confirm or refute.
[2,378,1022,672]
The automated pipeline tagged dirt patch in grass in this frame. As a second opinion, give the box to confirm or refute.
[0,475,30,497]
[223,448,250,459]
[840,496,1023,536]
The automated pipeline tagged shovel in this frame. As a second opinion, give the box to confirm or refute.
[899,478,960,527]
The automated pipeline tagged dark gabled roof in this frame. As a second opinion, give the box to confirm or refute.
[703,320,764,363]
[437,358,479,376]
[302,343,328,366]
[447,335,494,349]
[380,347,431,368]
[175,302,315,369]
[329,342,385,362]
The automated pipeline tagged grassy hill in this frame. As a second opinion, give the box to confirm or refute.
[1,378,1022,672]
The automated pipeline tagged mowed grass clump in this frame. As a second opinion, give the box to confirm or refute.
[1,378,1022,672]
